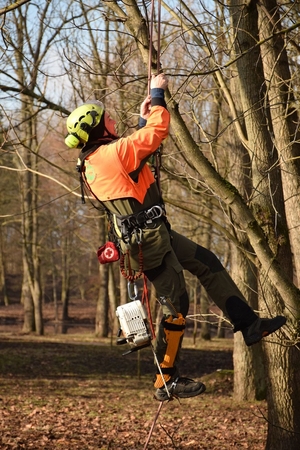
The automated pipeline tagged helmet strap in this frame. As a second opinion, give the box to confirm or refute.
[86,113,119,146]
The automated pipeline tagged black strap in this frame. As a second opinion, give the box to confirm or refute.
[76,145,110,215]
[128,155,151,182]
[162,318,186,332]
[156,367,177,376]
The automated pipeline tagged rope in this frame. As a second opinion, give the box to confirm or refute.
[156,0,161,73]
[120,244,144,282]
[148,0,162,95]
[148,0,163,198]
[143,400,164,450]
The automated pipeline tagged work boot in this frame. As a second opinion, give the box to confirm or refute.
[242,316,286,346]
[154,376,206,401]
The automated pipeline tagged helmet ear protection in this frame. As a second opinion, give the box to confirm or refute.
[74,121,92,143]
[65,102,104,148]
[65,133,81,148]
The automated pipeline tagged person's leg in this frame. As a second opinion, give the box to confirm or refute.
[144,249,205,400]
[171,230,286,344]
[144,249,186,365]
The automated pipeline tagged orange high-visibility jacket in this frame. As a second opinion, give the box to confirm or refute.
[84,105,170,204]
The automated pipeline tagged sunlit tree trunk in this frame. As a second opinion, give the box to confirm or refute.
[230,1,300,446]
[199,218,211,340]
[21,265,35,333]
[227,56,266,400]
[18,111,43,335]
[258,0,300,287]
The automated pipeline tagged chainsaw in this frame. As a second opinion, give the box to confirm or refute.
[116,300,152,355]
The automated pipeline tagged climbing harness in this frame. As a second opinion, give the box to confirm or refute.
[116,203,166,303]
[116,204,165,244]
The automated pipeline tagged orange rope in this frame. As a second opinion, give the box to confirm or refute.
[120,244,144,282]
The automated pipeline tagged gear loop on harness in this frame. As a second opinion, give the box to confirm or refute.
[117,204,164,229]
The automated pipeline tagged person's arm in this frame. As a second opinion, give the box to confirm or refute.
[116,73,170,172]
[139,73,168,128]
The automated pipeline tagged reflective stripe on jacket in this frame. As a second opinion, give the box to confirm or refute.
[84,105,170,203]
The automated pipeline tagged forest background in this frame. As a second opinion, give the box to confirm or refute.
[0,1,300,449]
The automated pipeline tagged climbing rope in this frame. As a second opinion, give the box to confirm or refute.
[143,400,164,450]
[148,0,163,199]
[118,4,168,447]
[148,0,162,94]
[143,4,168,449]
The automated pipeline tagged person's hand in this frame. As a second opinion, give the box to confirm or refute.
[150,72,168,90]
[140,94,151,120]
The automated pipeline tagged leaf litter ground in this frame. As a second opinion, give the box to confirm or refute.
[0,302,267,449]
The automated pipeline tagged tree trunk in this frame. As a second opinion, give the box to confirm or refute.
[200,288,210,340]
[21,176,43,335]
[18,97,43,335]
[227,55,266,400]
[258,0,300,287]
[95,216,110,337]
[108,264,119,337]
[232,243,266,401]
[61,291,70,335]
[264,342,300,450]
[199,207,212,340]
[0,227,9,305]
[50,243,59,334]
[60,233,71,334]
[216,312,225,339]
[22,264,35,333]
[119,274,128,306]
[95,262,109,337]
[229,0,300,445]
[193,286,198,344]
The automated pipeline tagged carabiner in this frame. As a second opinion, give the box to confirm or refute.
[134,228,143,245]
[128,281,139,300]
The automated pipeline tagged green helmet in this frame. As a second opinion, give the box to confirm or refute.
[65,101,105,148]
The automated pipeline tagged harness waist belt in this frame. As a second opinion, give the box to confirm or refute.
[118,204,165,228]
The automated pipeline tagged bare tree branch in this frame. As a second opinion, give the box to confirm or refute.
[0,0,31,17]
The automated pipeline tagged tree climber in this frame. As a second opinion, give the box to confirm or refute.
[65,73,286,401]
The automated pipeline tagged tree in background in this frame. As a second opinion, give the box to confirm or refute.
[0,0,75,333]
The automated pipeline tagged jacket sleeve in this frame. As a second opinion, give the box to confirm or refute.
[138,87,166,129]
[116,105,170,174]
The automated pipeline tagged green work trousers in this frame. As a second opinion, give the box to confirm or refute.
[144,229,256,365]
